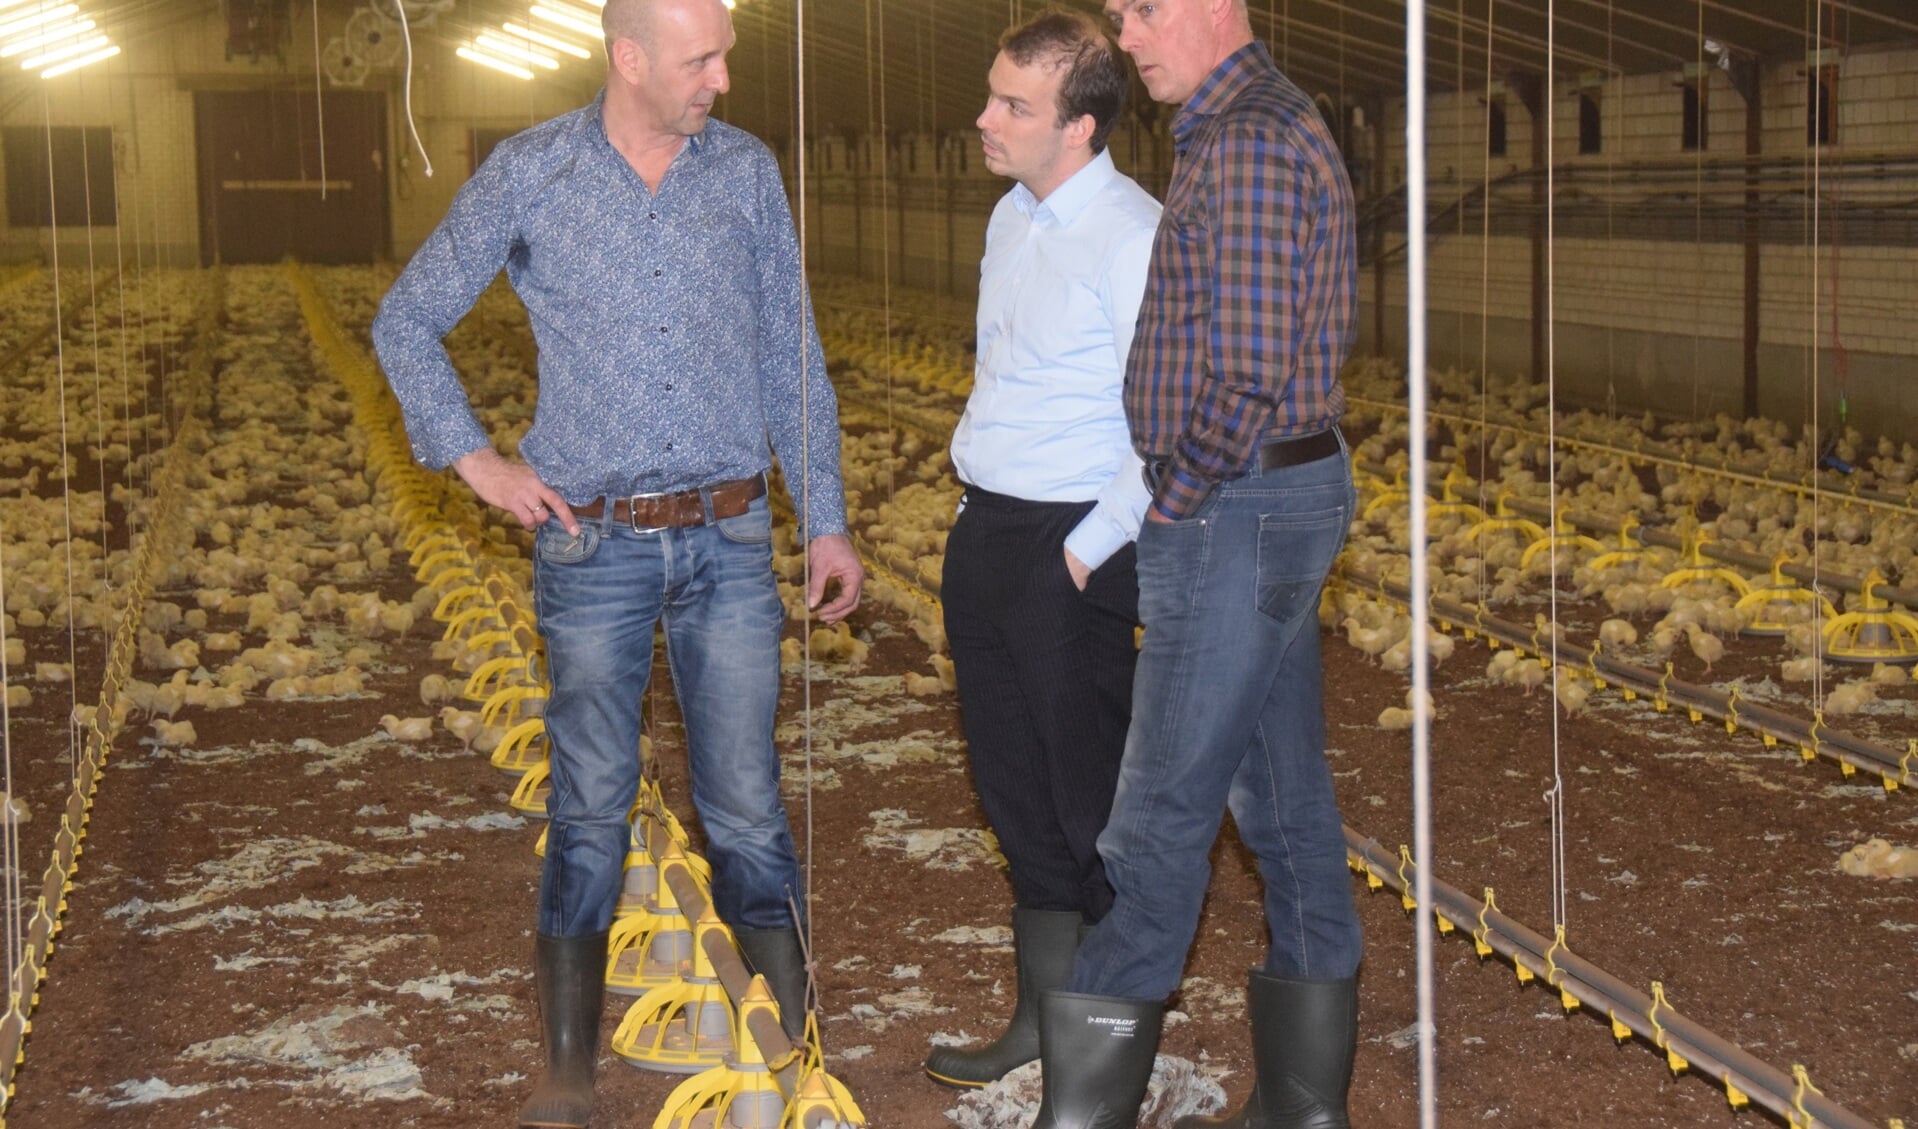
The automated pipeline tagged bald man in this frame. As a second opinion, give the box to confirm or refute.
[373,1,860,1125]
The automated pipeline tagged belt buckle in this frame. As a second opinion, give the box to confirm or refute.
[625,491,672,535]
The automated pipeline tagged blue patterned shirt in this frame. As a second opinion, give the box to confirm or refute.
[372,93,846,538]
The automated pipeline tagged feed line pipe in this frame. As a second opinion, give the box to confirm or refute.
[1352,456,1918,610]
[1343,833,1881,1129]
[1338,564,1915,789]
[645,820,814,1109]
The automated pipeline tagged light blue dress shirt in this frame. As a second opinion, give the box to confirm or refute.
[951,149,1160,569]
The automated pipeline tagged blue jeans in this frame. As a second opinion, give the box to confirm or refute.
[530,492,801,938]
[1066,442,1361,1001]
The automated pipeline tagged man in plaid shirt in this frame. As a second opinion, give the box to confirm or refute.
[1029,1,1362,1126]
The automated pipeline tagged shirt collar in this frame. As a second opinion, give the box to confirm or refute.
[1011,149,1118,227]
[1171,40,1274,146]
[587,87,711,156]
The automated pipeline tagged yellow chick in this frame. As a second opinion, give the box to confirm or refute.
[1838,838,1918,880]
[1823,681,1877,716]
[419,673,458,706]
[902,672,947,697]
[1377,706,1416,731]
[150,718,197,747]
[1555,672,1591,717]
[1598,619,1638,650]
[1780,657,1823,683]
[930,653,956,691]
[1868,663,1910,687]
[1684,625,1724,674]
[439,707,489,750]
[3,685,30,710]
[1506,659,1549,695]
[1485,649,1521,682]
[380,714,436,742]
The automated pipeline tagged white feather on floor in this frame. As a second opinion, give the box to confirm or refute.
[945,1055,1227,1128]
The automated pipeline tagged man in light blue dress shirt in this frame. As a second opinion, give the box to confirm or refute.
[372,1,861,1125]
[925,8,1160,1092]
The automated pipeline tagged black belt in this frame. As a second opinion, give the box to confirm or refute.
[1142,430,1342,494]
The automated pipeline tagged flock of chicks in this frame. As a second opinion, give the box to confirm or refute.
[806,282,1917,747]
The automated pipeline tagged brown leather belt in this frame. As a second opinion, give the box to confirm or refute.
[572,475,766,532]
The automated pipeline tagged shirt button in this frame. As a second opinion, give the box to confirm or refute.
[664,383,673,391]
[648,212,657,220]
[653,269,662,277]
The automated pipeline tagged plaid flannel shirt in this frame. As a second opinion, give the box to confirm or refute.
[1125,41,1357,520]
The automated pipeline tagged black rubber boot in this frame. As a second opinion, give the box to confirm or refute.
[1174,970,1358,1129]
[1030,990,1163,1129]
[925,907,1083,1088]
[737,927,810,1042]
[518,931,608,1129]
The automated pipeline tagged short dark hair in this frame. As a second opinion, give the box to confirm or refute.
[998,8,1129,154]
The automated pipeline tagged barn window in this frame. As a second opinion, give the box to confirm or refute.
[4,125,116,228]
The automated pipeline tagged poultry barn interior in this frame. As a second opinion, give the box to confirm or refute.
[0,0,1914,1126]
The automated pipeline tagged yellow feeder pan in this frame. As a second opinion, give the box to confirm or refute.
[649,975,787,1128]
[490,718,548,775]
[1659,530,1751,597]
[1465,493,1545,547]
[1587,515,1651,574]
[1823,570,1918,665]
[1426,466,1488,528]
[614,906,739,1075]
[781,1065,867,1129]
[1518,511,1604,571]
[607,839,697,996]
[1735,554,1838,637]
[509,760,552,817]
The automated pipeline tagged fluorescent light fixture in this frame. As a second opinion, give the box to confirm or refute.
[475,32,559,69]
[20,31,106,69]
[529,3,599,39]
[0,16,94,57]
[458,44,533,79]
[500,21,591,59]
[0,0,51,13]
[0,3,79,40]
[37,39,113,77]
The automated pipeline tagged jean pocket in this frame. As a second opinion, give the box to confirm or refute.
[716,498,773,545]
[536,521,601,565]
[1255,507,1347,624]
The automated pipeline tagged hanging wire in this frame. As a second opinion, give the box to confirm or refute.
[314,0,328,200]
[1403,5,1439,1127]
[1690,0,1705,421]
[77,74,105,768]
[40,91,82,787]
[791,0,820,1027]
[1544,0,1570,936]
[1809,0,1824,717]
[389,0,434,178]
[1475,0,1496,597]
[1603,0,1616,418]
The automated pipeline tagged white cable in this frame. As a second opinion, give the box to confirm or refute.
[1405,4,1438,1128]
[1545,0,1569,935]
[1810,0,1824,715]
[389,0,434,178]
[41,91,81,786]
[314,0,328,200]
[793,0,818,1025]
